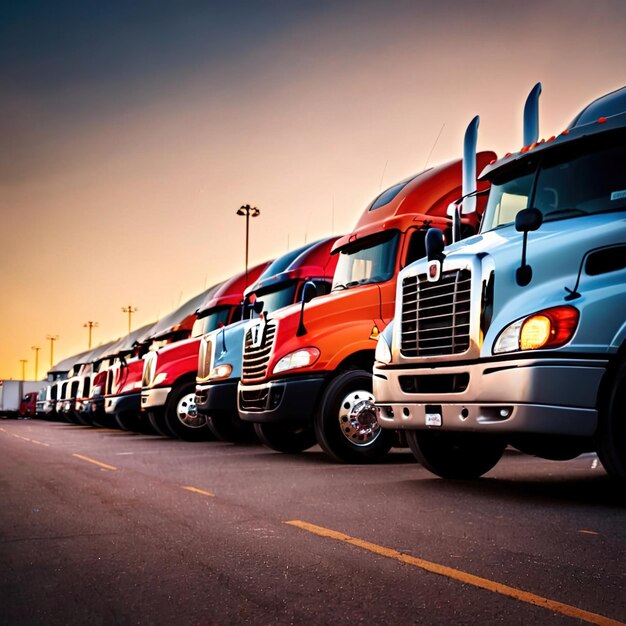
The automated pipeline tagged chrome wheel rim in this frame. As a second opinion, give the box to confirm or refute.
[337,389,381,447]
[176,392,205,429]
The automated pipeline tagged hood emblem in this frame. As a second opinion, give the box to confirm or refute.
[427,260,441,282]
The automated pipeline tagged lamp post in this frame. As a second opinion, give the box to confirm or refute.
[31,346,40,380]
[236,204,260,287]
[46,335,59,369]
[122,306,137,334]
[19,359,27,380]
[83,321,98,349]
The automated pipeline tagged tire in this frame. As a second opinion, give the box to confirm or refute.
[254,422,316,453]
[164,382,211,441]
[406,430,505,479]
[597,358,626,481]
[207,413,257,443]
[314,369,393,463]
[148,408,175,437]
[115,411,139,431]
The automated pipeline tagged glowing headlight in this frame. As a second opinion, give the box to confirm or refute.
[375,334,392,364]
[493,306,579,354]
[208,364,232,381]
[273,348,320,374]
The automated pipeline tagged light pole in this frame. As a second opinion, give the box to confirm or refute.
[122,306,137,334]
[46,335,59,369]
[19,359,27,380]
[236,204,260,287]
[31,346,40,380]
[83,321,98,349]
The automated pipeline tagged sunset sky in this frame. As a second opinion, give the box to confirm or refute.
[1,0,626,379]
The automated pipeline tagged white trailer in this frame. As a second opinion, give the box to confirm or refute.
[0,380,44,417]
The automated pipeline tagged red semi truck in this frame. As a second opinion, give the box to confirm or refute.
[195,239,340,443]
[237,148,495,462]
[141,262,269,440]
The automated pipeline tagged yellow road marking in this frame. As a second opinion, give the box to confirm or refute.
[31,439,50,447]
[578,530,599,536]
[12,433,32,442]
[285,520,623,626]
[72,453,117,471]
[181,485,214,497]
[0,427,6,432]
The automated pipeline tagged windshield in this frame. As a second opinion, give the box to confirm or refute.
[332,231,399,290]
[482,138,626,231]
[192,306,232,338]
[253,282,297,317]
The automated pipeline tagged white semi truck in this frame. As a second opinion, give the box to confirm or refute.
[373,84,626,481]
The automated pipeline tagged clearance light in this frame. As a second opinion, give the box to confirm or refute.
[547,136,556,142]
[505,152,512,158]
[493,306,579,354]
[273,348,320,374]
[208,364,232,381]
[597,117,607,123]
[561,129,570,135]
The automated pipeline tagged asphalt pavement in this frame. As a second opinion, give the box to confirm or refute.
[1,419,625,625]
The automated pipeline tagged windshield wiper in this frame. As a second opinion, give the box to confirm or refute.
[543,208,588,220]
[332,283,347,291]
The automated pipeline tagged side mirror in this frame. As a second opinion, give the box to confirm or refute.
[515,207,543,233]
[252,300,264,315]
[296,281,318,336]
[425,228,446,262]
[515,208,543,286]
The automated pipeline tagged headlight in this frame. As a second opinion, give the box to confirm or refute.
[208,364,232,381]
[153,372,168,386]
[375,334,392,364]
[272,348,320,374]
[493,306,579,354]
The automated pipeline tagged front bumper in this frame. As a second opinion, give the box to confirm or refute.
[195,380,238,415]
[373,357,607,437]
[141,386,172,411]
[237,375,326,424]
[105,392,141,416]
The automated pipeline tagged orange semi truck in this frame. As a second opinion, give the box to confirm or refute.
[237,150,494,462]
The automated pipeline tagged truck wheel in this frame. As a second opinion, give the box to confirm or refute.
[148,408,175,437]
[597,359,626,481]
[406,430,505,479]
[208,413,257,443]
[314,369,393,463]
[254,422,316,453]
[115,411,139,431]
[164,382,211,441]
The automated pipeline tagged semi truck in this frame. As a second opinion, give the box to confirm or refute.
[141,264,269,440]
[235,144,494,462]
[373,84,626,481]
[195,239,339,444]
[0,381,43,418]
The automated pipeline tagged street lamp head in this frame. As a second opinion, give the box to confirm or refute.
[237,204,260,217]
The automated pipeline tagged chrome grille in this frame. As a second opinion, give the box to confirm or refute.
[197,337,213,380]
[401,269,471,357]
[242,322,276,382]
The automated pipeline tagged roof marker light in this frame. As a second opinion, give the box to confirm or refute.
[597,116,607,123]
[505,152,512,158]
[547,135,556,142]
[561,129,570,135]
[489,159,496,165]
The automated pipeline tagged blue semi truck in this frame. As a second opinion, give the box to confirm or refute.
[373,84,626,481]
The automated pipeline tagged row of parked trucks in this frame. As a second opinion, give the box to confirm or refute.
[15,83,626,481]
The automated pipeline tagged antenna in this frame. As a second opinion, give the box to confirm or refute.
[423,123,445,170]
[378,160,388,192]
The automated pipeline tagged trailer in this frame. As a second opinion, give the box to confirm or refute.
[0,380,44,418]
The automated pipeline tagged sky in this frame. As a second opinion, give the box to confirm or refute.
[1,0,626,379]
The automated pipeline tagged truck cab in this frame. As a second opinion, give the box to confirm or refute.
[373,85,626,480]
[195,239,339,444]
[236,155,494,462]
[140,264,269,440]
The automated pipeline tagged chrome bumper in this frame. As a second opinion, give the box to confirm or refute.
[373,357,606,437]
[140,387,172,410]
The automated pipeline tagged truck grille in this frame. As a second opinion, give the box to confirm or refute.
[401,269,472,357]
[242,322,276,382]
[197,337,212,380]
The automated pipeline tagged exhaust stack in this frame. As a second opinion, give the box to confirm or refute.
[523,82,542,146]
